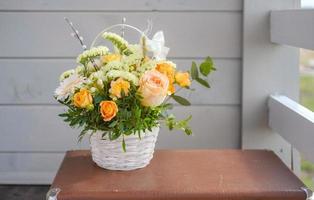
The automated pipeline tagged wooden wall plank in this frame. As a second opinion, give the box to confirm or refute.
[0,59,241,105]
[157,106,240,149]
[0,0,243,11]
[0,12,242,58]
[0,105,240,151]
[0,152,64,184]
[0,106,84,151]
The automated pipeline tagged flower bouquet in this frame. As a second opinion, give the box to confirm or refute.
[55,19,216,170]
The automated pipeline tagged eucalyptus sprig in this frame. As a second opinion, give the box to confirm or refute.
[169,57,217,106]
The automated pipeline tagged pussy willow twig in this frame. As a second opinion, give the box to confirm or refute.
[64,17,98,71]
[121,17,126,38]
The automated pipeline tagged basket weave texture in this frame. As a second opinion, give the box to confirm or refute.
[90,126,159,170]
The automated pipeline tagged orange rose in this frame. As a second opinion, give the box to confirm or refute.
[109,78,130,99]
[156,62,175,94]
[100,101,118,121]
[138,70,169,107]
[175,71,191,87]
[73,89,93,108]
[101,53,121,63]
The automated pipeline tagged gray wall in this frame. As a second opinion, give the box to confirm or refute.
[0,0,242,183]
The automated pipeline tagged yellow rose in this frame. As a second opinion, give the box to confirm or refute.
[109,78,130,99]
[168,84,176,95]
[73,89,93,108]
[156,62,175,94]
[175,71,191,87]
[100,101,118,122]
[101,54,121,63]
[138,70,169,107]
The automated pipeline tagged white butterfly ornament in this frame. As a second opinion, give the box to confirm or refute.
[146,31,169,61]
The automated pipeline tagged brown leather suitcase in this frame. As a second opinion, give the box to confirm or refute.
[50,150,307,200]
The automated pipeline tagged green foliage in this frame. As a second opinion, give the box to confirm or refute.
[171,95,191,106]
[301,158,314,190]
[200,56,216,76]
[165,114,192,135]
[190,57,216,89]
[191,61,199,80]
[195,77,210,88]
[300,75,314,111]
[301,176,314,190]
[122,137,126,152]
[301,159,314,173]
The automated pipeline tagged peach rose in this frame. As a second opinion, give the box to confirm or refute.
[175,71,191,87]
[109,78,130,99]
[138,70,169,107]
[100,101,118,121]
[73,89,93,108]
[156,62,175,94]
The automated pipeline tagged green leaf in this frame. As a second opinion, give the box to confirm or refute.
[162,103,174,110]
[94,95,103,104]
[108,120,118,128]
[200,62,212,76]
[109,131,121,140]
[205,56,214,65]
[200,57,214,76]
[137,130,142,140]
[200,56,217,76]
[196,78,210,88]
[78,128,88,142]
[185,128,192,135]
[171,95,191,106]
[190,61,198,80]
[58,113,68,117]
[122,137,126,153]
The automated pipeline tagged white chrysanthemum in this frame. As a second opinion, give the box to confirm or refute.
[54,73,85,100]
[106,70,139,85]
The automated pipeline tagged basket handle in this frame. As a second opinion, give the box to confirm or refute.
[90,23,148,48]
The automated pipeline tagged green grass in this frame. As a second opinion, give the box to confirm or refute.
[300,75,314,111]
[301,176,314,189]
[301,159,314,173]
[300,74,314,190]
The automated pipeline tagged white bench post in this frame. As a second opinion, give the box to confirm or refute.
[242,0,300,172]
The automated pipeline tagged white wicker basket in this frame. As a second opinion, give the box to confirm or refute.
[90,126,159,170]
